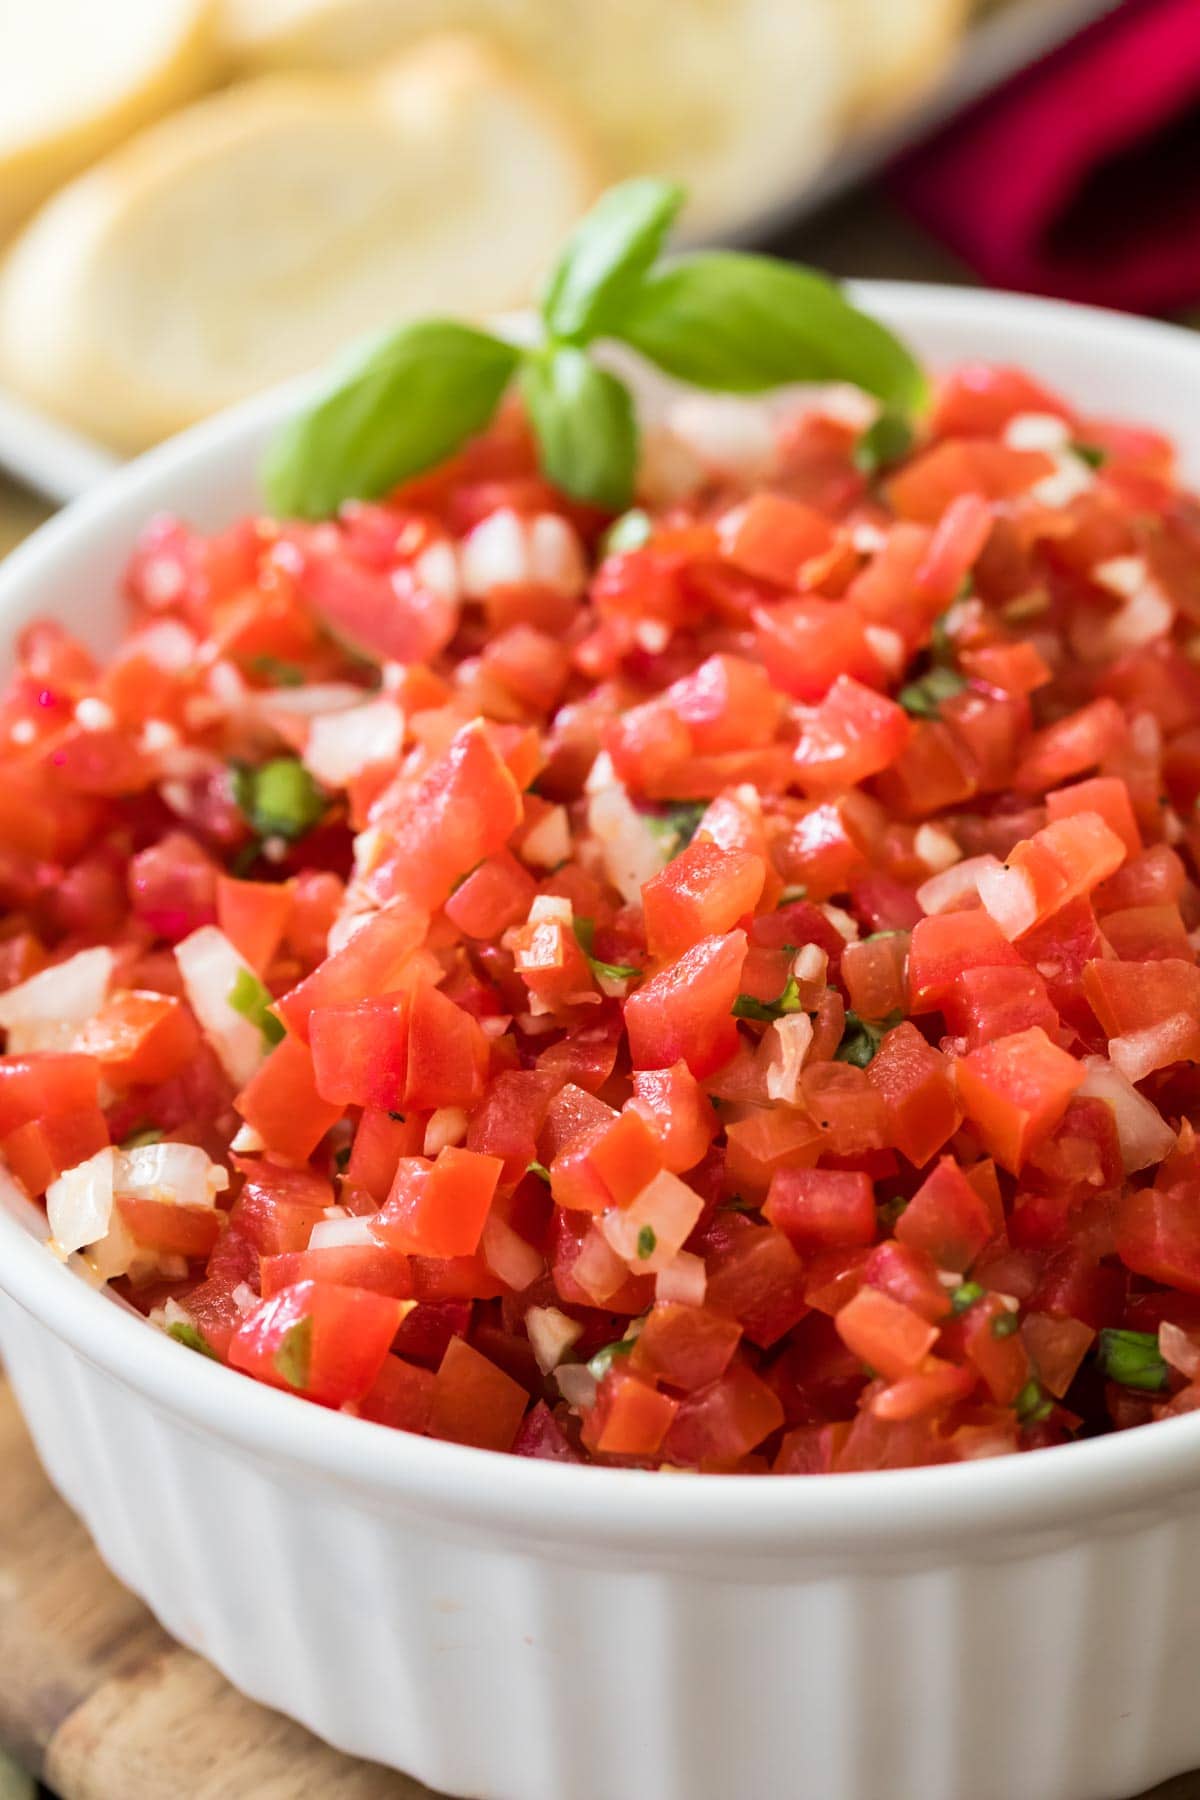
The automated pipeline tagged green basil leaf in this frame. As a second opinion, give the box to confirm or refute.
[541,175,685,345]
[227,967,286,1048]
[732,976,803,1023]
[616,253,927,411]
[898,666,968,719]
[1095,1327,1169,1392]
[233,756,327,842]
[853,410,915,475]
[520,346,638,511]
[262,320,519,520]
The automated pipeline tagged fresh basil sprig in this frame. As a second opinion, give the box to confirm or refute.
[262,177,926,519]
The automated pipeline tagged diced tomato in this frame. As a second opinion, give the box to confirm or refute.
[754,597,884,701]
[705,1226,809,1348]
[277,902,429,1041]
[582,1368,679,1458]
[624,929,746,1078]
[867,1023,961,1166]
[793,675,913,795]
[835,1286,939,1381]
[444,851,536,940]
[234,1030,341,1159]
[427,1335,528,1451]
[627,1062,717,1174]
[260,1243,412,1299]
[351,1354,436,1433]
[373,1147,503,1259]
[717,493,836,587]
[896,1157,996,1272]
[310,995,408,1111]
[660,1364,784,1465]
[642,839,765,962]
[764,1167,875,1250]
[229,1280,408,1408]
[116,1198,221,1258]
[907,912,1023,1014]
[956,1027,1086,1173]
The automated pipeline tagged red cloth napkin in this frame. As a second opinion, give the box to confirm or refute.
[889,0,1200,314]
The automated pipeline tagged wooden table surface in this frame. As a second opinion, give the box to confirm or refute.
[2,195,1200,1800]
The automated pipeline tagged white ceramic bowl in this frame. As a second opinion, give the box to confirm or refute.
[3,285,1200,1800]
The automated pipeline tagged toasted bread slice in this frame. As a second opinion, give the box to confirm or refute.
[0,37,600,450]
[0,0,218,240]
[841,0,970,124]
[218,0,848,238]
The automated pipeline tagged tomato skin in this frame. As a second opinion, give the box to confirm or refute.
[628,1062,716,1174]
[428,1335,528,1452]
[373,1147,503,1260]
[226,1161,332,1256]
[764,1168,876,1251]
[117,1198,221,1258]
[660,1364,785,1466]
[642,840,765,962]
[896,1157,996,1272]
[793,675,913,796]
[277,902,428,1042]
[260,1244,413,1300]
[74,991,199,1088]
[229,1280,408,1408]
[867,1023,961,1167]
[350,1354,436,1433]
[933,365,1073,438]
[0,1052,102,1138]
[957,1027,1086,1175]
[235,1035,343,1163]
[835,1286,939,1382]
[624,929,746,1079]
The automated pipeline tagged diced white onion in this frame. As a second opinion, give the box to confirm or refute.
[230,1123,265,1154]
[555,1362,598,1411]
[571,1225,628,1302]
[424,1106,468,1155]
[916,854,1002,917]
[792,944,827,986]
[412,539,460,603]
[976,861,1038,940]
[1160,1321,1200,1380]
[308,1215,378,1250]
[1029,454,1094,509]
[304,698,405,789]
[0,946,114,1035]
[174,926,268,1088]
[667,394,775,480]
[46,1147,116,1254]
[528,893,573,927]
[765,1013,815,1104]
[656,1249,707,1307]
[599,1170,704,1273]
[914,823,962,875]
[1109,1014,1197,1086]
[75,696,115,732]
[526,1305,583,1374]
[460,509,585,599]
[480,1212,544,1291]
[520,805,571,871]
[261,681,363,717]
[819,903,859,943]
[1078,1056,1176,1171]
[117,1141,228,1208]
[1004,412,1071,453]
[863,624,905,677]
[586,760,670,905]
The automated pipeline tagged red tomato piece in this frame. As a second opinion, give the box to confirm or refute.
[835,1286,939,1381]
[793,674,913,796]
[624,929,746,1079]
[896,1157,997,1271]
[229,1280,408,1408]
[373,1147,503,1259]
[867,1023,961,1166]
[641,839,765,961]
[764,1167,876,1250]
[956,1027,1086,1174]
[309,995,408,1111]
[428,1335,529,1451]
[234,1035,343,1162]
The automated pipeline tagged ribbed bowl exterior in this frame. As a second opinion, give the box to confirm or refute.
[5,1285,1200,1800]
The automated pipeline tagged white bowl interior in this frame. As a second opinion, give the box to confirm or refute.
[5,282,1200,1548]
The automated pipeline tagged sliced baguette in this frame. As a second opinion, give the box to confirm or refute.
[218,0,848,238]
[840,0,970,124]
[0,0,218,240]
[0,37,600,451]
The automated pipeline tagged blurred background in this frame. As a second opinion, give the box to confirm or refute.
[6,0,1196,506]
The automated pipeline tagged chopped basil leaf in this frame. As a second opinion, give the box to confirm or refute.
[527,1161,551,1184]
[732,976,803,1022]
[247,654,304,687]
[273,1315,313,1391]
[898,666,968,719]
[950,1280,985,1315]
[520,345,638,512]
[388,1110,406,1123]
[1096,1327,1169,1392]
[601,508,654,556]
[991,1311,1020,1339]
[167,1321,218,1360]
[233,757,327,843]
[587,1335,638,1381]
[853,410,914,476]
[573,917,640,983]
[541,176,685,345]
[644,801,708,858]
[121,1125,164,1150]
[1014,1377,1053,1424]
[227,967,286,1047]
[835,1008,902,1067]
[1072,440,1108,470]
[262,319,520,520]
[637,1224,657,1260]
